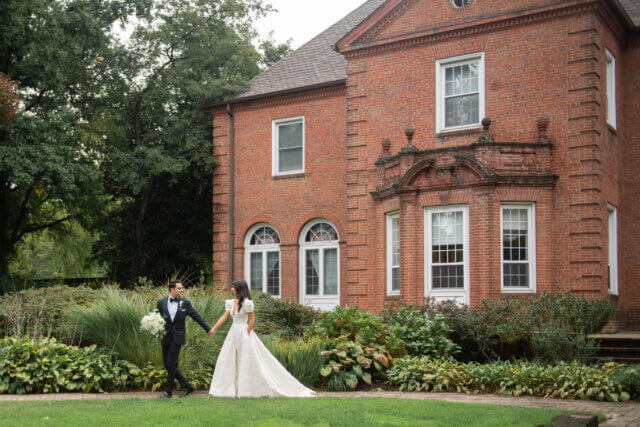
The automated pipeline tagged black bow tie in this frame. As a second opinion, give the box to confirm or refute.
[169,298,178,303]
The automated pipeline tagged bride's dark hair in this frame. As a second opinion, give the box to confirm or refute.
[232,279,251,312]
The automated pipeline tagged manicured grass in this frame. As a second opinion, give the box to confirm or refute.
[0,397,567,426]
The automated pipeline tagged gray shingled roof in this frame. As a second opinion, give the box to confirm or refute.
[618,0,640,27]
[229,0,638,104]
[231,0,387,102]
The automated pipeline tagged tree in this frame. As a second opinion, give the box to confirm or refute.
[0,73,18,130]
[0,0,151,280]
[91,0,270,284]
[259,36,293,69]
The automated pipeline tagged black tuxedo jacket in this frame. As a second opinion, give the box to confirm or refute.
[157,297,211,345]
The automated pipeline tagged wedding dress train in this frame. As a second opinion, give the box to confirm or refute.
[208,299,315,398]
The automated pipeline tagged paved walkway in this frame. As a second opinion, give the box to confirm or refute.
[0,390,638,426]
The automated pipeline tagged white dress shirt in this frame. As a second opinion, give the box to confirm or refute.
[168,297,178,322]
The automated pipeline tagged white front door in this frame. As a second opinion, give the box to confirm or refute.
[424,205,469,305]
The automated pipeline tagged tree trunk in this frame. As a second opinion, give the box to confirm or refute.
[131,180,153,279]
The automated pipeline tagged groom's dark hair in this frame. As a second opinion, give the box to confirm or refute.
[168,280,182,291]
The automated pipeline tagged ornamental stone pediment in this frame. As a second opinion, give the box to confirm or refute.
[370,131,557,201]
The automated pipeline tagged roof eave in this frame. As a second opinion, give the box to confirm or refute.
[201,79,347,110]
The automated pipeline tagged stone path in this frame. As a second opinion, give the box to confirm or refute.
[0,390,638,426]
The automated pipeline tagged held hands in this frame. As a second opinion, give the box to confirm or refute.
[208,328,215,337]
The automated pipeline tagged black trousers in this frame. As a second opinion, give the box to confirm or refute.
[162,340,192,394]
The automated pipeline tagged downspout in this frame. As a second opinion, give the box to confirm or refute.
[226,103,235,288]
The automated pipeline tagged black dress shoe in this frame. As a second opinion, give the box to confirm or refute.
[159,392,172,398]
[179,386,195,398]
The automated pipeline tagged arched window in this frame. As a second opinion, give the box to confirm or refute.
[245,224,281,296]
[300,220,339,307]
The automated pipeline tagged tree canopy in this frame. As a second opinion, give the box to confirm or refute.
[0,0,291,286]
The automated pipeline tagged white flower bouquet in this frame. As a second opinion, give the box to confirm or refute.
[140,311,166,338]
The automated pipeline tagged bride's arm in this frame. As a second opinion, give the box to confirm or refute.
[208,310,229,336]
[247,312,255,334]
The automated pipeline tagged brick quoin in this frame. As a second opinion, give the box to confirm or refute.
[208,0,640,329]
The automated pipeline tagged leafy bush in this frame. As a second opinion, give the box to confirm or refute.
[531,326,597,364]
[384,308,458,358]
[0,285,99,340]
[615,364,640,401]
[319,336,392,391]
[383,292,615,363]
[253,292,321,340]
[65,287,230,376]
[0,336,140,394]
[264,337,325,387]
[387,357,632,402]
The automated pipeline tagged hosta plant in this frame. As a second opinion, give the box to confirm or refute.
[319,336,393,391]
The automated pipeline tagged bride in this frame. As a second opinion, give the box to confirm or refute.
[208,279,316,398]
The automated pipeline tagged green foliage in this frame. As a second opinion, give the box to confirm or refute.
[0,285,99,339]
[319,336,392,391]
[0,336,141,394]
[384,307,458,359]
[8,221,106,281]
[253,292,321,340]
[307,306,387,346]
[91,0,270,284]
[0,0,150,279]
[614,364,640,401]
[387,357,632,402]
[64,286,230,375]
[264,337,325,387]
[384,292,616,362]
[259,36,293,68]
[531,326,597,364]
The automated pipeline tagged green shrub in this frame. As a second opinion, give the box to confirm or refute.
[264,337,325,387]
[531,326,597,364]
[384,292,615,363]
[384,308,458,358]
[387,357,631,402]
[0,336,140,394]
[0,285,99,340]
[65,287,230,375]
[253,292,321,340]
[615,364,640,401]
[319,336,392,391]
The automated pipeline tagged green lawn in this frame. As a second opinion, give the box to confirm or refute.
[0,397,568,426]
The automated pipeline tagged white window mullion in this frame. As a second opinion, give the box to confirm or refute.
[606,50,616,129]
[501,204,536,293]
[387,212,400,295]
[608,204,618,295]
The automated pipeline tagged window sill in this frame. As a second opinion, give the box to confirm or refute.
[385,293,402,300]
[436,126,482,138]
[501,288,536,294]
[272,172,306,181]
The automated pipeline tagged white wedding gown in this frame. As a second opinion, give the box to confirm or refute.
[209,299,316,398]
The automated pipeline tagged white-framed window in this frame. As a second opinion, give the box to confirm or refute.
[607,204,618,295]
[300,220,339,298]
[386,212,400,295]
[272,116,304,175]
[244,223,281,296]
[500,204,536,292]
[605,49,616,129]
[425,205,469,304]
[435,52,485,133]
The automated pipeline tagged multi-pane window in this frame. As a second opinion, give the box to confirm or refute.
[386,212,400,295]
[245,225,281,296]
[501,204,536,291]
[451,0,471,7]
[436,53,484,132]
[606,50,616,129]
[608,204,618,295]
[302,222,339,297]
[431,211,464,289]
[425,206,469,304]
[273,116,304,175]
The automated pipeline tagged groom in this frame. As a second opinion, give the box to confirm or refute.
[157,280,214,398]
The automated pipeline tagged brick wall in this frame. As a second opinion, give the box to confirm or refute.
[620,35,640,329]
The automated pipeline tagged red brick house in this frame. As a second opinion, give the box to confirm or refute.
[204,0,640,328]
